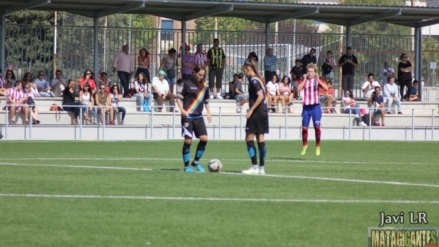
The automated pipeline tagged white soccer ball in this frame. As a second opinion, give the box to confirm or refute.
[208,159,222,172]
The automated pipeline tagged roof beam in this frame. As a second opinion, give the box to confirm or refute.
[418,18,439,28]
[68,11,94,19]
[242,17,267,23]
[96,1,145,18]
[186,4,233,21]
[349,9,401,26]
[5,0,51,14]
[267,7,319,23]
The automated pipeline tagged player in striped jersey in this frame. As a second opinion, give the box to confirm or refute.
[176,65,212,173]
[296,63,328,156]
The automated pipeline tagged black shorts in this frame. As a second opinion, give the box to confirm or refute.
[245,110,269,134]
[181,116,207,139]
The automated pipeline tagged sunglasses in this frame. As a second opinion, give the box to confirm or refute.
[39,74,44,76]
[56,73,61,76]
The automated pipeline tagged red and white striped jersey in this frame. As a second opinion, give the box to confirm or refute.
[194,52,207,67]
[302,77,320,105]
[7,88,24,103]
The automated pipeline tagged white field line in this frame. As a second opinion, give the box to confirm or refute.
[0,157,434,166]
[0,193,438,204]
[1,162,439,189]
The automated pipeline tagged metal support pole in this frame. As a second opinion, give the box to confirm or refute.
[93,14,99,77]
[348,110,351,140]
[172,108,175,139]
[150,107,154,140]
[411,108,414,140]
[0,11,5,74]
[368,110,372,140]
[5,106,8,140]
[29,110,32,140]
[103,106,106,140]
[240,109,243,140]
[265,20,270,50]
[181,16,187,52]
[79,107,83,140]
[414,24,422,101]
[284,108,287,139]
[346,23,352,48]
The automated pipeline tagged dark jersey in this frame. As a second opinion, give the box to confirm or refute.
[338,54,358,75]
[290,66,302,80]
[177,79,210,119]
[248,77,268,112]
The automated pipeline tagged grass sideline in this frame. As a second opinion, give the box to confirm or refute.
[0,140,438,247]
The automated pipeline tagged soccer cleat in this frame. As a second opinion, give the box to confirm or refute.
[316,147,321,156]
[194,163,205,172]
[300,146,308,156]
[242,167,259,175]
[184,166,195,173]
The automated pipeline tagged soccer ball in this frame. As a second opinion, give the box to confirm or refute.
[208,159,222,172]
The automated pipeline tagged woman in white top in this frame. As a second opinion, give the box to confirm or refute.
[79,82,95,124]
[342,89,367,126]
[158,48,178,94]
[133,72,153,112]
[109,85,126,124]
[265,74,279,113]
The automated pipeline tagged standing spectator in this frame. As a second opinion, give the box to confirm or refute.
[50,70,66,97]
[136,48,151,82]
[152,70,176,112]
[290,59,302,99]
[233,73,248,113]
[159,48,178,94]
[362,73,380,107]
[109,85,126,124]
[321,51,337,79]
[342,89,367,126]
[380,61,395,86]
[383,76,402,114]
[113,44,134,98]
[207,38,226,99]
[79,83,95,124]
[409,80,419,101]
[79,70,97,93]
[266,74,279,113]
[194,43,207,70]
[398,53,412,101]
[264,48,277,81]
[301,48,317,78]
[133,72,153,112]
[277,76,293,113]
[338,47,359,92]
[181,45,195,80]
[62,80,84,125]
[6,81,30,124]
[4,70,15,89]
[0,69,6,96]
[95,82,114,125]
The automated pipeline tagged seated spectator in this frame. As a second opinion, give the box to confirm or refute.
[62,80,84,125]
[176,79,184,94]
[233,73,248,113]
[50,70,66,97]
[23,82,40,124]
[79,70,97,93]
[34,71,53,97]
[290,59,302,99]
[266,74,279,113]
[79,83,94,124]
[133,72,153,112]
[277,76,293,113]
[152,70,176,112]
[4,70,16,89]
[31,83,41,97]
[371,86,385,126]
[362,73,380,107]
[225,73,238,100]
[342,89,367,126]
[319,78,337,113]
[22,72,33,86]
[409,80,419,101]
[95,82,114,125]
[97,72,112,94]
[383,76,402,114]
[5,81,30,124]
[109,85,126,124]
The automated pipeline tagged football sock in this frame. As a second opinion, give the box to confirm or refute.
[302,127,308,146]
[182,142,191,167]
[315,127,321,147]
[257,142,266,167]
[194,140,207,162]
[246,141,258,166]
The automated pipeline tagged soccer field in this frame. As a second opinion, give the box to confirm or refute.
[0,140,438,247]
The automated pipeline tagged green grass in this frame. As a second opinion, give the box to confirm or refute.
[0,140,438,247]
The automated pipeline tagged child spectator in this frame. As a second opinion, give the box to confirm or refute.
[409,80,419,101]
[31,83,41,97]
[342,89,367,126]
[109,85,126,124]
[233,73,248,113]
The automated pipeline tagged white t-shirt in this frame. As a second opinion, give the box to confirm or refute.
[362,80,380,99]
[266,81,279,96]
[134,81,151,93]
[342,96,353,111]
[152,77,169,94]
[380,67,395,85]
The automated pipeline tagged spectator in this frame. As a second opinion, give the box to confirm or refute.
[322,50,337,79]
[6,81,29,124]
[109,85,126,125]
[194,43,207,70]
[34,71,53,97]
[79,83,94,124]
[4,70,15,89]
[338,47,358,92]
[176,79,184,94]
[290,59,302,99]
[319,78,337,113]
[277,76,293,113]
[23,82,40,124]
[380,61,395,86]
[62,80,84,125]
[79,70,97,93]
[301,48,317,78]
[342,89,367,126]
[136,48,151,82]
[226,73,238,99]
[264,48,277,81]
[113,44,134,98]
[266,74,279,113]
[0,69,6,96]
[409,80,419,101]
[362,73,380,107]
[383,76,402,114]
[31,83,40,97]
[371,86,385,126]
[97,72,112,94]
[152,70,176,112]
[233,73,247,113]
[51,70,66,97]
[398,53,412,101]
[22,72,33,85]
[207,38,226,99]
[159,48,178,94]
[181,45,195,80]
[133,72,153,112]
[95,82,114,125]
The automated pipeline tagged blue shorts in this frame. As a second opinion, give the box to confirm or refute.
[302,104,322,127]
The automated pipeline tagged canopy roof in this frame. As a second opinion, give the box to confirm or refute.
[1,0,439,27]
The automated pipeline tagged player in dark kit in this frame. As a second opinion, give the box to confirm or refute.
[176,66,212,173]
[241,59,269,175]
